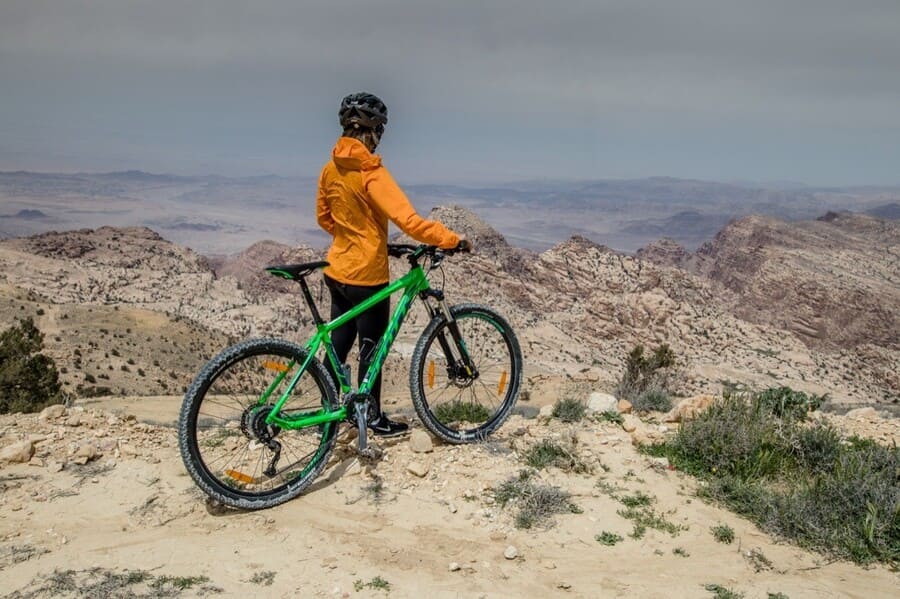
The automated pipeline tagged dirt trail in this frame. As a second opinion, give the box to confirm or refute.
[1,400,898,598]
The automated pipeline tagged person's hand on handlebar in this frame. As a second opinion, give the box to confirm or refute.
[455,235,473,253]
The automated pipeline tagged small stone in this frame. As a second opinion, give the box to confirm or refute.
[489,531,507,541]
[448,503,458,514]
[38,404,67,421]
[621,414,640,433]
[73,443,100,465]
[0,440,35,464]
[539,404,554,418]
[407,461,430,478]
[409,430,434,453]
[449,562,461,572]
[846,407,878,420]
[664,394,716,423]
[65,416,82,427]
[28,457,45,467]
[503,545,518,560]
[587,392,618,414]
[617,399,633,414]
[557,581,572,590]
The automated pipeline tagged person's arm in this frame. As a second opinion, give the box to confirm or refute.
[365,167,460,248]
[316,168,335,236]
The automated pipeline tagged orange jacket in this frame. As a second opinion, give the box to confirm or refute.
[317,137,460,285]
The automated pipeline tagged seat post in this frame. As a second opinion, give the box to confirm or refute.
[298,278,325,325]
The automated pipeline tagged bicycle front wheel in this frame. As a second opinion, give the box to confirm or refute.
[178,338,338,510]
[410,304,522,444]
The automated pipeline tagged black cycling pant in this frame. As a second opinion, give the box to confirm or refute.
[323,274,390,415]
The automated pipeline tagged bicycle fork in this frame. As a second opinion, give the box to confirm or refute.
[420,291,478,380]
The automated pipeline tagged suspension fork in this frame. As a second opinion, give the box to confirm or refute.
[420,290,477,376]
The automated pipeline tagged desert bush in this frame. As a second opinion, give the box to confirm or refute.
[755,386,825,419]
[522,438,592,474]
[493,469,581,529]
[551,396,587,422]
[710,523,735,544]
[433,400,490,423]
[0,318,64,414]
[654,388,900,565]
[615,344,676,411]
[633,387,673,413]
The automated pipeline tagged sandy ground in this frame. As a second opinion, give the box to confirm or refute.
[1,397,898,599]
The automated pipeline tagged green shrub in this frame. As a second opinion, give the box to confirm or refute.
[0,318,64,414]
[710,523,735,544]
[433,400,490,423]
[655,388,900,566]
[632,387,673,413]
[755,386,824,419]
[552,396,587,422]
[616,344,677,408]
[522,439,592,474]
[595,531,624,546]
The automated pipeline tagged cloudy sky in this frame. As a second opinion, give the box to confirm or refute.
[1,0,898,185]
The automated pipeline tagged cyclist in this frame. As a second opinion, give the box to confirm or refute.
[316,91,467,437]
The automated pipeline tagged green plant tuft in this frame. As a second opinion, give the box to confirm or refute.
[552,396,587,422]
[522,439,592,474]
[595,531,624,546]
[710,523,735,544]
[433,400,491,423]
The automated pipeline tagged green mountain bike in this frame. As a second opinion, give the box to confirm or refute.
[178,243,522,509]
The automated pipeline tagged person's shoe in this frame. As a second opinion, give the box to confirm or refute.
[368,415,409,437]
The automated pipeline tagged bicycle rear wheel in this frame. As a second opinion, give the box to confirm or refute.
[410,304,522,444]
[178,338,338,510]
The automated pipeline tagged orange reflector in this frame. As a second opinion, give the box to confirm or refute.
[224,469,257,484]
[498,370,508,395]
[263,361,289,373]
[428,361,435,389]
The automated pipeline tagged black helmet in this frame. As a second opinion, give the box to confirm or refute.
[339,92,388,131]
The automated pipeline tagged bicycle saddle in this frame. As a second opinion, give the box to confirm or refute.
[265,261,329,281]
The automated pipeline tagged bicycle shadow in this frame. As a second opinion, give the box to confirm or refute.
[202,431,407,516]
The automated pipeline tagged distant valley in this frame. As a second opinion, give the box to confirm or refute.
[1,170,898,254]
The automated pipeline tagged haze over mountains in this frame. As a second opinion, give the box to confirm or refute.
[0,205,896,409]
[1,170,898,255]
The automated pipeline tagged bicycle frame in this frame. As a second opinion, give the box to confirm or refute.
[260,265,431,431]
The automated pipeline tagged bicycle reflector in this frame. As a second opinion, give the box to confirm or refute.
[428,361,435,389]
[224,469,257,484]
[498,370,508,395]
[263,361,289,373]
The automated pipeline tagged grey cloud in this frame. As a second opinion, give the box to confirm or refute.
[0,1,898,182]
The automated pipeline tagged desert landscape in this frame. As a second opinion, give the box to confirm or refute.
[0,202,898,597]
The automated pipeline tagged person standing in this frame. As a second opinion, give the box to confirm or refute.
[316,92,467,436]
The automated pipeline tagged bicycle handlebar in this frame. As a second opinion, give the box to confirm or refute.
[387,240,471,262]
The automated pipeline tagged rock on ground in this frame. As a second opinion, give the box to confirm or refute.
[408,430,434,453]
[587,392,618,414]
[0,440,35,464]
[664,394,716,423]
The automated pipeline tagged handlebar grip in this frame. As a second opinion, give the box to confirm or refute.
[455,239,472,253]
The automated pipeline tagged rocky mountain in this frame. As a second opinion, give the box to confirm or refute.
[637,212,900,402]
[0,208,897,406]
